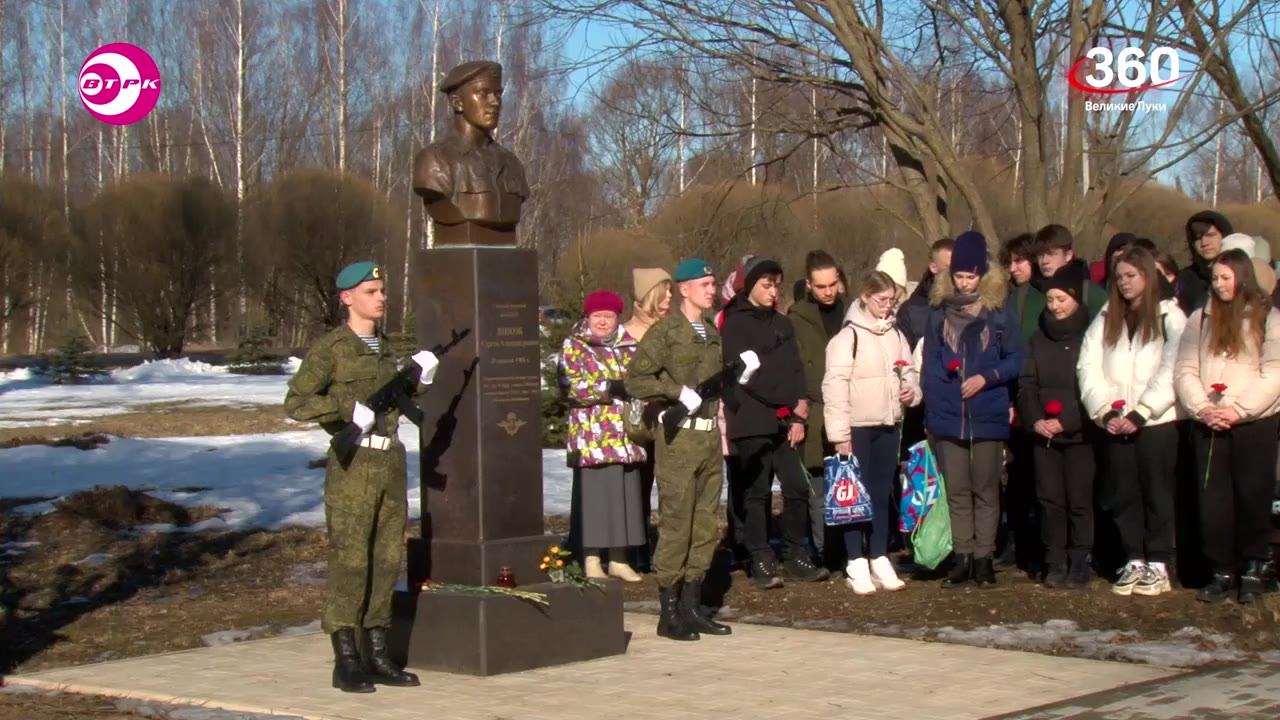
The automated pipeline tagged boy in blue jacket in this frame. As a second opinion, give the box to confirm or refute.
[920,231,1024,588]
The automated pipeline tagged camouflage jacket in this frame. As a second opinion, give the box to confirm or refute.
[624,313,722,419]
[284,326,424,438]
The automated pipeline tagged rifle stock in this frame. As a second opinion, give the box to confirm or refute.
[330,328,471,469]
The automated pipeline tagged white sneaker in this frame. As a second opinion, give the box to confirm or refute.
[844,558,876,595]
[1133,563,1171,596]
[1112,560,1147,596]
[869,556,906,591]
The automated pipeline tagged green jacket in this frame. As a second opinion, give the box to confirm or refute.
[284,325,422,437]
[788,294,846,467]
[625,313,723,419]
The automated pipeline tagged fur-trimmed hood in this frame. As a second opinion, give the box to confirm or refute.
[928,264,1010,311]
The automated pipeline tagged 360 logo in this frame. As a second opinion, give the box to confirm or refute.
[1069,44,1183,94]
[79,43,161,126]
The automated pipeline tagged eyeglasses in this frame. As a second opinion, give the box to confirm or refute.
[867,294,896,306]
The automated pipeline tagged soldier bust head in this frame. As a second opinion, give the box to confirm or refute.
[412,60,529,248]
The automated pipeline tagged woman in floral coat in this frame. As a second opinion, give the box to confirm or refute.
[558,290,647,581]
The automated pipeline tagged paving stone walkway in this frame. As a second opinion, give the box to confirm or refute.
[993,662,1280,719]
[6,614,1170,720]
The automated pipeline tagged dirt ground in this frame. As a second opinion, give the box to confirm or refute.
[0,404,298,445]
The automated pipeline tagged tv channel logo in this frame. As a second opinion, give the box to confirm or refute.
[79,43,161,126]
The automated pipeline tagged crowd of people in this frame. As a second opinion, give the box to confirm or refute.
[556,209,1280,642]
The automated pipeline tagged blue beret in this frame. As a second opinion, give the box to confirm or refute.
[336,261,384,290]
[673,258,715,282]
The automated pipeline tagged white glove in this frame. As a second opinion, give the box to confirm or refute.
[411,350,439,384]
[678,386,702,413]
[738,350,761,383]
[352,402,375,432]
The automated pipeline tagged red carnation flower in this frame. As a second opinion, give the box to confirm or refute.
[1111,400,1126,411]
[1045,400,1063,417]
[894,359,910,367]
[947,359,962,373]
[1211,383,1228,394]
[776,407,792,419]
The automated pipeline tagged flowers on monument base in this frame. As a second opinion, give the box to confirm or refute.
[418,579,549,606]
[540,544,590,586]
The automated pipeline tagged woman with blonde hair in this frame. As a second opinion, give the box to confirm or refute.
[822,270,920,594]
[1175,249,1280,604]
[624,268,673,342]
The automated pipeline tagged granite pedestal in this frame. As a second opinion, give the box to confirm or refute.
[400,245,626,675]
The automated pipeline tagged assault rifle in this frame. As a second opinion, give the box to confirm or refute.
[331,328,471,469]
[660,336,798,442]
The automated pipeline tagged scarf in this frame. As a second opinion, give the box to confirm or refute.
[943,293,988,352]
[1041,306,1089,342]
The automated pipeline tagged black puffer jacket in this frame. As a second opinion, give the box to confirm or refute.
[1017,304,1091,444]
[720,293,805,440]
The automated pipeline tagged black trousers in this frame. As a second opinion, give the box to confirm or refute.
[1003,429,1042,569]
[842,426,899,560]
[1192,416,1280,573]
[1100,422,1177,566]
[1033,440,1095,567]
[731,433,809,561]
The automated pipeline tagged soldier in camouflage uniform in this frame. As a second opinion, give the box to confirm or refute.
[625,258,734,642]
[285,261,438,693]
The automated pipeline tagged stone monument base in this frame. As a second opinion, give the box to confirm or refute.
[390,578,627,676]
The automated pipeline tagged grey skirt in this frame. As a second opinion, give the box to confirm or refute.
[574,464,647,548]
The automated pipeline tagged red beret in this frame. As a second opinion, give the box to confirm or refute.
[583,290,624,316]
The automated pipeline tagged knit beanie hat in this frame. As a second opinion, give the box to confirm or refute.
[1254,236,1273,264]
[1222,233,1258,258]
[632,268,671,302]
[583,290,624,316]
[950,231,989,276]
[1040,257,1088,301]
[741,256,784,295]
[875,248,908,289]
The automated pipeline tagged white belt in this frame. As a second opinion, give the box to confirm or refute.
[359,435,392,450]
[679,417,716,431]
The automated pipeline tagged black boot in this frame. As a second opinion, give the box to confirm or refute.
[973,556,997,587]
[783,555,830,583]
[363,627,420,687]
[680,580,731,636]
[942,554,973,588]
[1042,564,1068,588]
[1197,572,1235,604]
[750,555,784,590]
[1239,561,1266,605]
[1065,550,1090,589]
[330,629,375,693]
[656,585,698,641]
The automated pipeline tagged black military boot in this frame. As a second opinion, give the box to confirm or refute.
[942,553,973,589]
[656,585,698,641]
[1042,564,1068,589]
[751,554,784,590]
[1239,561,1267,605]
[973,556,997,588]
[330,629,375,693]
[1196,572,1235,604]
[363,627,420,687]
[679,580,731,636]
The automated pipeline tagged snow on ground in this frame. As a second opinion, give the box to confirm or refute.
[0,423,574,529]
[0,359,302,425]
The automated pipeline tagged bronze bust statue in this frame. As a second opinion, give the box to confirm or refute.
[413,60,529,248]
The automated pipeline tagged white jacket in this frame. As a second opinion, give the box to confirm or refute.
[822,301,921,442]
[1174,305,1280,422]
[1077,298,1187,426]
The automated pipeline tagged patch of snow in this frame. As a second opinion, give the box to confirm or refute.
[279,620,323,636]
[0,540,39,550]
[10,500,57,515]
[72,553,113,565]
[202,625,272,647]
[932,620,1246,668]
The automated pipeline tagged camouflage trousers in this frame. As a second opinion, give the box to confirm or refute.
[322,442,408,634]
[652,424,723,587]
